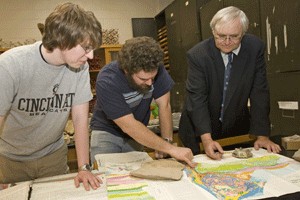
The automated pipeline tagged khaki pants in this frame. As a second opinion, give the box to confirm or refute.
[0,143,69,184]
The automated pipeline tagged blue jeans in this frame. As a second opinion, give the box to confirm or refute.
[90,130,144,163]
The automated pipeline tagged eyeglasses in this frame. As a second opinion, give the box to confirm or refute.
[214,33,242,43]
[79,44,94,54]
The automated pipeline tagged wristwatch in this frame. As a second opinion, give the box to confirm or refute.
[79,163,92,172]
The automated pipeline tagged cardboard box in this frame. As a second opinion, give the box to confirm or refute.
[282,135,300,150]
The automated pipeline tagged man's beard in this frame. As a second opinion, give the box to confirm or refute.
[126,74,152,94]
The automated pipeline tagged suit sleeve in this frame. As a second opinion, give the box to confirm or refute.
[249,42,270,136]
[185,51,212,135]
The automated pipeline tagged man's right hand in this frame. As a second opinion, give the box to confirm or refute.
[202,139,224,160]
[169,146,196,168]
[201,133,224,160]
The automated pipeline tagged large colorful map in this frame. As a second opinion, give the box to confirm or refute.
[185,148,300,200]
[94,150,300,200]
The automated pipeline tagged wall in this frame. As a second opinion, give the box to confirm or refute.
[0,0,174,47]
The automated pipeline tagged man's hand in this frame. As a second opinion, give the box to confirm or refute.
[74,171,102,191]
[202,138,224,160]
[168,146,196,168]
[254,136,281,153]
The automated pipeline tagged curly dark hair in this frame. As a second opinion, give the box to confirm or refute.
[118,36,164,75]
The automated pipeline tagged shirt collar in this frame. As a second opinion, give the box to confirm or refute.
[221,44,241,58]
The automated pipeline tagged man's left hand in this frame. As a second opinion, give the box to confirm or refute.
[254,136,281,153]
[74,171,102,191]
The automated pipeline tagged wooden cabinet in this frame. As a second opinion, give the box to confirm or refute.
[260,0,300,73]
[164,0,210,112]
[268,73,300,137]
[88,44,122,72]
[261,1,300,137]
[165,0,211,81]
[101,44,122,65]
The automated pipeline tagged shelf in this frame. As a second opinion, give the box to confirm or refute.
[156,25,169,72]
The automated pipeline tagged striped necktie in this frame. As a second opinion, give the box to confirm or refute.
[220,52,233,122]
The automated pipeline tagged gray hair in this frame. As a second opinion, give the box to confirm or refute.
[210,6,249,34]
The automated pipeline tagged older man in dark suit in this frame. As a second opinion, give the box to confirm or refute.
[179,6,281,159]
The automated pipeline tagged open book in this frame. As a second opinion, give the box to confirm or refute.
[0,172,106,200]
[0,181,31,200]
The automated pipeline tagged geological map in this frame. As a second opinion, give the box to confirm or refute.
[185,149,300,200]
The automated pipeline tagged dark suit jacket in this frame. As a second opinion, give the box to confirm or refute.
[179,34,270,154]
